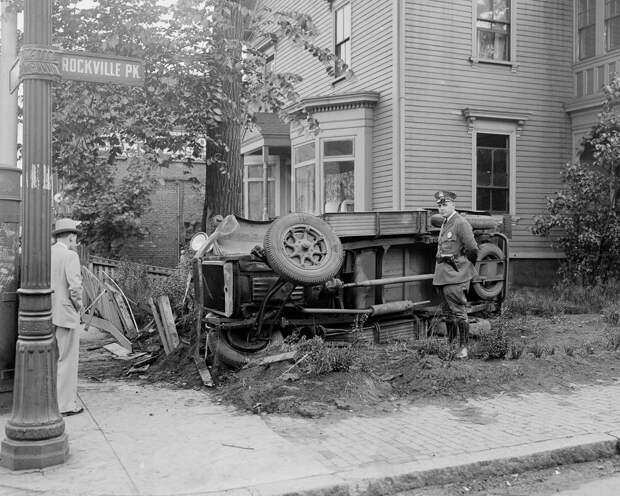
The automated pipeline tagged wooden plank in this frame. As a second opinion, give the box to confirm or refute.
[243,351,296,369]
[99,290,125,335]
[111,290,138,339]
[148,297,170,355]
[102,271,140,340]
[87,315,132,352]
[157,295,180,351]
[194,356,214,387]
[80,267,100,306]
[103,343,131,357]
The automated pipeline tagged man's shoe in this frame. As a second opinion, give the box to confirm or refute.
[61,407,84,417]
[456,347,468,359]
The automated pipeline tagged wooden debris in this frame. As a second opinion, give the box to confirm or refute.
[194,356,214,387]
[132,353,159,368]
[81,266,139,342]
[148,297,171,355]
[87,315,132,352]
[102,271,139,339]
[243,351,296,369]
[111,291,138,339]
[103,342,131,357]
[157,295,180,351]
[126,364,150,375]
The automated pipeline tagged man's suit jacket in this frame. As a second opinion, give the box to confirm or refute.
[51,241,83,329]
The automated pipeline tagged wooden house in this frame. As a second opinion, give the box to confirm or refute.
[242,1,610,285]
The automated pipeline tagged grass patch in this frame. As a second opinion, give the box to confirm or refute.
[505,280,620,317]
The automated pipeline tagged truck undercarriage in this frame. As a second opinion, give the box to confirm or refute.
[192,209,509,368]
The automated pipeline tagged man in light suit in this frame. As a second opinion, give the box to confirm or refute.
[51,218,84,416]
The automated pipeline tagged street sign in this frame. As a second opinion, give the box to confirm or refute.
[9,51,145,93]
[59,51,144,86]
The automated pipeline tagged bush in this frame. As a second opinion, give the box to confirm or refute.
[532,79,620,285]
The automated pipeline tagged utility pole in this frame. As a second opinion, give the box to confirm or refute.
[0,0,69,470]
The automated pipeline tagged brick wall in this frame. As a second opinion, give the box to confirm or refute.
[120,161,206,267]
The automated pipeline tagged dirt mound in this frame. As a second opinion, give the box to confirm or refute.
[80,313,620,419]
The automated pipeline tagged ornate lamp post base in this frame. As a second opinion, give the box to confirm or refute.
[1,434,68,470]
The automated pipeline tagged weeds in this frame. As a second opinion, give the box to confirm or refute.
[293,337,366,376]
[602,302,620,326]
[475,328,510,360]
[508,340,525,359]
[528,342,547,358]
[605,329,620,351]
[503,291,564,318]
[505,280,620,318]
[563,345,575,357]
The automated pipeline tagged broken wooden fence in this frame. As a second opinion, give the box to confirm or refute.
[84,256,182,355]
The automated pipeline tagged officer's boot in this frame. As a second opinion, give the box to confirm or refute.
[445,319,457,344]
[456,319,470,359]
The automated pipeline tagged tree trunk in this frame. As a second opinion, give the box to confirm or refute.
[202,0,245,229]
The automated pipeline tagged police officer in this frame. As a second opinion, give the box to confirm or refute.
[432,191,478,358]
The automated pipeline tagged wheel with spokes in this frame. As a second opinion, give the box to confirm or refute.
[263,213,344,285]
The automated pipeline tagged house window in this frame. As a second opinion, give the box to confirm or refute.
[334,3,351,77]
[578,0,596,59]
[293,143,315,213]
[323,139,354,213]
[476,0,511,61]
[476,133,509,213]
[243,158,279,220]
[606,0,620,50]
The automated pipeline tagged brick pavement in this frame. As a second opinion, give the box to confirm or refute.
[1,379,620,496]
[263,381,620,472]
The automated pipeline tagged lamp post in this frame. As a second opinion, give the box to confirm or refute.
[0,0,19,385]
[0,0,69,469]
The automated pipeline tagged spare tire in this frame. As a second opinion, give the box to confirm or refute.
[472,243,505,299]
[263,213,344,285]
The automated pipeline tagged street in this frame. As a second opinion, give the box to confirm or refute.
[395,457,620,495]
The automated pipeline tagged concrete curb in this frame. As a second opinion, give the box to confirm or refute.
[239,433,620,496]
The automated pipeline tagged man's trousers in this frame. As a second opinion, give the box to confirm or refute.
[54,325,80,413]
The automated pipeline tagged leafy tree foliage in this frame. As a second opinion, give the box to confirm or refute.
[51,0,345,256]
[532,78,620,284]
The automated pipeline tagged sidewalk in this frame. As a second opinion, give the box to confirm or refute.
[1,350,620,496]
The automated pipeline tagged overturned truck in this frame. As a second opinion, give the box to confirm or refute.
[192,209,509,368]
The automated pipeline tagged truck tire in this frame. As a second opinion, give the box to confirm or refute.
[263,213,344,285]
[472,243,505,299]
[207,328,284,369]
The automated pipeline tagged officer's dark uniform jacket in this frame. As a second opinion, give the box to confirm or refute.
[432,212,478,286]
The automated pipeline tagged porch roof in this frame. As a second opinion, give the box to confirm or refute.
[241,112,290,155]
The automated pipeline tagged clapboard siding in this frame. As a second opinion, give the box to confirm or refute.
[258,0,395,210]
[404,0,572,256]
